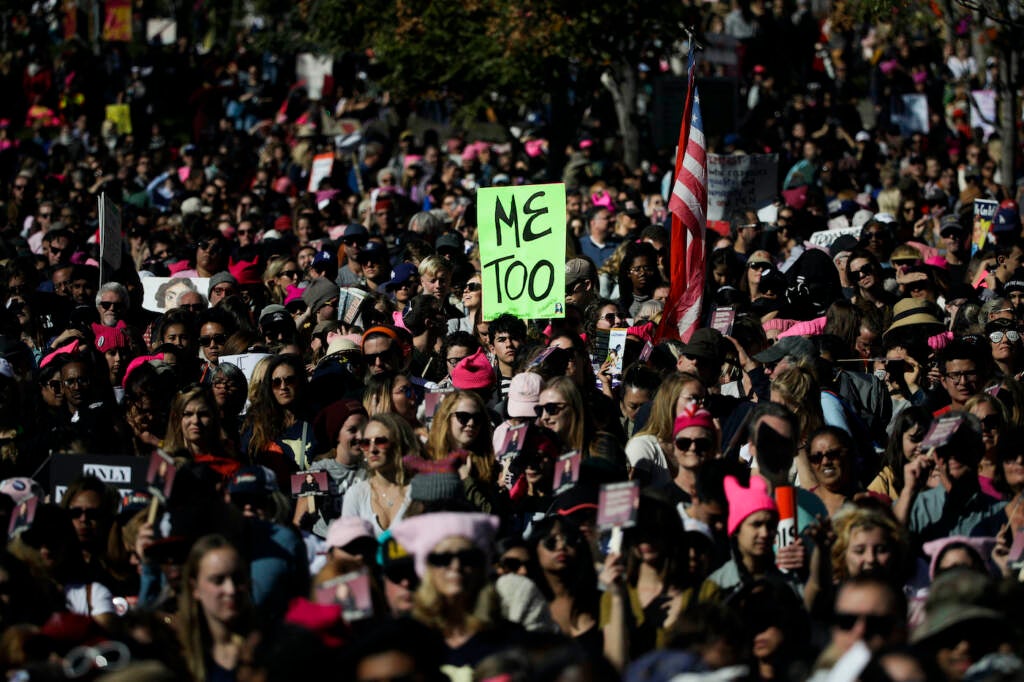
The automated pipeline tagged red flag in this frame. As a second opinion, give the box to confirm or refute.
[656,44,707,343]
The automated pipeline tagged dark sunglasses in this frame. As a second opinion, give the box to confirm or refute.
[833,612,896,639]
[199,333,228,347]
[464,282,482,292]
[674,436,713,454]
[500,557,527,573]
[344,237,368,247]
[808,448,844,465]
[181,303,205,313]
[980,415,1001,431]
[534,402,568,418]
[45,380,62,392]
[748,261,771,272]
[67,506,102,521]
[363,351,392,366]
[383,560,419,586]
[98,301,125,311]
[272,375,298,389]
[426,548,485,568]
[355,436,390,449]
[851,266,875,280]
[602,312,624,325]
[279,269,300,279]
[196,240,221,253]
[453,411,483,426]
[541,532,583,551]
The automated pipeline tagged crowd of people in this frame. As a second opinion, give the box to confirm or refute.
[2,1,1024,681]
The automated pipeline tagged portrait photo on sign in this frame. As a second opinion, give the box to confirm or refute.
[291,470,329,497]
[140,276,210,312]
[8,496,37,539]
[146,452,177,499]
[314,570,373,621]
[555,450,582,493]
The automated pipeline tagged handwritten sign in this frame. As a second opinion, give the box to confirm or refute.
[308,152,335,192]
[707,154,778,221]
[478,183,566,320]
[810,226,862,248]
[105,104,132,135]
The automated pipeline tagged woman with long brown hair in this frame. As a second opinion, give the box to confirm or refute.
[427,390,497,513]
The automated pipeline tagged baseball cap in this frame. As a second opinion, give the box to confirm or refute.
[227,466,276,496]
[752,336,816,364]
[385,263,419,291]
[435,233,463,254]
[343,223,369,240]
[565,258,595,288]
[680,328,724,362]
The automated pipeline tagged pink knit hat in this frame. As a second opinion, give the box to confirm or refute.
[673,405,716,437]
[389,512,499,578]
[450,348,495,390]
[724,475,777,536]
[91,324,129,353]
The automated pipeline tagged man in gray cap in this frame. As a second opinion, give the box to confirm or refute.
[337,224,369,287]
[565,257,597,308]
[751,336,816,379]
[207,272,238,306]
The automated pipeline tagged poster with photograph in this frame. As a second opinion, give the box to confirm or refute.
[140,276,210,312]
[597,481,641,530]
[291,471,329,497]
[314,570,373,621]
[145,451,176,500]
[8,496,37,539]
[555,451,582,493]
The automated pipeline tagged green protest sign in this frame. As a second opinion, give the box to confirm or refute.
[478,183,566,321]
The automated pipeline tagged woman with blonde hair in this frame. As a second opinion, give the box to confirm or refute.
[536,376,587,454]
[625,373,707,486]
[965,392,1010,499]
[262,256,293,305]
[770,366,826,485]
[829,505,907,585]
[363,372,421,430]
[342,413,421,534]
[427,391,496,512]
[177,534,253,681]
[162,386,236,462]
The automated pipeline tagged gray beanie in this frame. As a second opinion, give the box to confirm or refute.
[409,472,463,503]
[208,271,237,296]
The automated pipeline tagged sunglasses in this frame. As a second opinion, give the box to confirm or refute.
[833,612,896,639]
[808,448,844,465]
[541,532,583,551]
[279,269,300,279]
[344,238,368,247]
[45,380,62,392]
[862,231,887,241]
[382,560,419,586]
[990,330,1021,344]
[426,548,485,568]
[363,351,391,366]
[272,375,298,389]
[500,557,527,573]
[602,312,624,325]
[851,266,875,280]
[199,333,228,347]
[674,436,713,454]
[453,411,483,426]
[67,506,102,521]
[464,282,482,292]
[98,300,125,311]
[196,240,221,252]
[748,261,771,272]
[534,402,568,418]
[355,436,390,449]
[980,415,1001,431]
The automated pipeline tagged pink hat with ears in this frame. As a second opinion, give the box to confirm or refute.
[673,405,716,437]
[724,475,777,536]
[121,353,164,388]
[390,512,499,578]
[450,348,495,390]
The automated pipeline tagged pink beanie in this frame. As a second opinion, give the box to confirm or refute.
[39,340,82,369]
[91,324,129,353]
[390,512,499,578]
[450,348,495,390]
[122,353,164,388]
[724,475,777,536]
[673,405,716,437]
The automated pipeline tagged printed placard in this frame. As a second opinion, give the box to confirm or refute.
[920,414,965,450]
[140,276,211,312]
[606,328,627,375]
[8,496,37,539]
[974,198,998,254]
[291,471,329,497]
[710,306,736,336]
[146,451,177,501]
[314,569,374,621]
[478,183,567,320]
[555,450,582,493]
[597,480,641,530]
[50,454,150,503]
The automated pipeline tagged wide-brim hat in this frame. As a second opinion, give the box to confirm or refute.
[884,298,945,341]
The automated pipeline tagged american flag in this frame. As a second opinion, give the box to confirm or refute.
[656,41,707,343]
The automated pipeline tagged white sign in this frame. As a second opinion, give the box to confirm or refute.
[219,353,273,385]
[308,152,335,192]
[971,90,996,141]
[707,154,778,221]
[296,53,333,101]
[896,94,929,135]
[809,226,861,248]
[140,276,210,312]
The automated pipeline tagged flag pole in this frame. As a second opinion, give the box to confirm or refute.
[98,193,104,285]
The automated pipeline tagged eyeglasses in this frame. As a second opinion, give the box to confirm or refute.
[12,183,26,191]
[808,448,844,465]
[541,532,583,551]
[630,265,656,274]
[272,375,298,389]
[45,380,62,392]
[674,436,713,454]
[464,282,482,292]
[851,265,875,280]
[98,300,124,311]
[237,228,252,236]
[500,557,527,573]
[199,333,228,347]
[990,330,1020,344]
[63,376,90,388]
[355,436,391,449]
[833,612,896,639]
[426,548,484,568]
[534,402,568,418]
[944,370,979,383]
[447,355,468,368]
[863,231,887,241]
[279,269,300,279]
[67,506,102,521]
[211,285,236,297]
[453,411,483,426]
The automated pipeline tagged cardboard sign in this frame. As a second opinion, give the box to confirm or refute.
[597,480,641,530]
[218,353,273,385]
[314,570,373,621]
[99,193,122,276]
[710,306,735,336]
[478,183,566,321]
[921,414,965,450]
[291,471,329,497]
[606,328,627,374]
[140,276,210,312]
[555,451,582,493]
[338,287,367,325]
[50,454,150,503]
[974,198,998,254]
[971,90,997,141]
[706,154,778,222]
[104,104,132,136]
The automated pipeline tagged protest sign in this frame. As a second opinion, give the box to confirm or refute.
[896,94,929,135]
[146,18,177,45]
[974,198,998,254]
[971,90,997,140]
[710,307,736,336]
[315,570,374,621]
[921,414,965,450]
[99,193,122,281]
[597,480,641,530]
[104,104,132,136]
[9,497,37,539]
[606,328,627,374]
[291,471,329,497]
[810,226,862,248]
[308,152,335,192]
[478,183,566,320]
[707,154,778,221]
[296,53,334,101]
[103,0,131,41]
[555,451,582,493]
[219,353,273,385]
[50,454,150,503]
[140,276,210,312]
